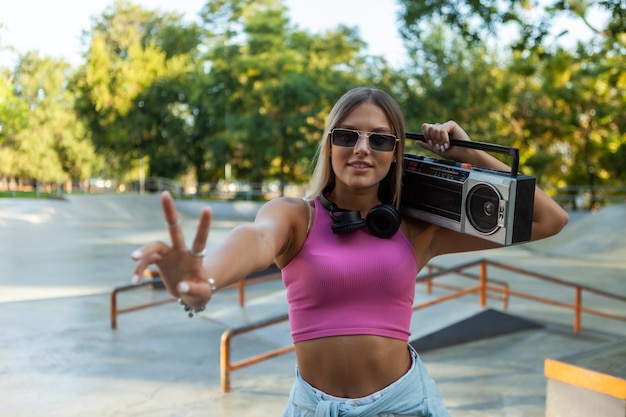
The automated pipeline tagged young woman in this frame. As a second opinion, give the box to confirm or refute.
[131,87,568,416]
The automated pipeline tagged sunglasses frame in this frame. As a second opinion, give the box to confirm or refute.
[330,128,399,152]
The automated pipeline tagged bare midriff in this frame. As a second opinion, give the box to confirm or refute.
[294,335,412,398]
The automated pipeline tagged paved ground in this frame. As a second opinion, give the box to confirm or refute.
[0,194,624,417]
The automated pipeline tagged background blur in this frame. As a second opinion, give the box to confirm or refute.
[1,0,624,209]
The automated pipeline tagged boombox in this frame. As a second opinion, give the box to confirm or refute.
[400,133,535,246]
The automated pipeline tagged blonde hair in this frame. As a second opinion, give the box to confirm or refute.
[309,87,406,208]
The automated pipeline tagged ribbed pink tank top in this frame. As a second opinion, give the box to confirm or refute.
[281,197,418,343]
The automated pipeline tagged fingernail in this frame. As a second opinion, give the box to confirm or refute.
[444,143,449,150]
[131,274,141,285]
[428,140,433,146]
[130,249,142,259]
[178,282,190,293]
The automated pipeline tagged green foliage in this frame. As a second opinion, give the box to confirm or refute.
[1,53,99,182]
[0,0,623,192]
[72,0,202,179]
[398,0,625,187]
[200,0,372,187]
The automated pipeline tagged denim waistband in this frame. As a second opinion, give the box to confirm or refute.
[299,345,418,405]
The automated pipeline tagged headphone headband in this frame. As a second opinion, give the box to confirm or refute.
[320,186,401,238]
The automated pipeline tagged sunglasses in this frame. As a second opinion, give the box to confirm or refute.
[330,128,399,152]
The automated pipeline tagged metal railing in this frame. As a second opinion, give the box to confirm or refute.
[220,314,293,393]
[110,270,176,330]
[109,265,282,329]
[415,259,626,333]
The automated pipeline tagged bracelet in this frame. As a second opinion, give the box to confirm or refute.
[208,277,217,294]
[179,278,217,318]
[178,299,205,318]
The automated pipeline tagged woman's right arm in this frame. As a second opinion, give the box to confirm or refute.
[130,192,303,311]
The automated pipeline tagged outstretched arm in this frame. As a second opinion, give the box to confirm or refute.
[130,192,297,311]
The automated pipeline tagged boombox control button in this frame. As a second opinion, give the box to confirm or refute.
[459,163,472,169]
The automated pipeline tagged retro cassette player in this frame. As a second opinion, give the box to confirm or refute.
[401,133,536,245]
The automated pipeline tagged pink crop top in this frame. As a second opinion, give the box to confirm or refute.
[281,197,418,343]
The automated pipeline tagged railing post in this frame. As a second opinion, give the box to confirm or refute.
[574,287,582,333]
[480,261,487,307]
[238,279,245,307]
[503,285,509,310]
[426,264,433,294]
[221,330,232,392]
[110,290,118,330]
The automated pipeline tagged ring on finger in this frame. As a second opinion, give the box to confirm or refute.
[189,248,207,258]
[166,219,180,228]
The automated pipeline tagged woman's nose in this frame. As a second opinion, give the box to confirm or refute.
[353,134,370,153]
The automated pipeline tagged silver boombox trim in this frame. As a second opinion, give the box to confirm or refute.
[401,133,536,246]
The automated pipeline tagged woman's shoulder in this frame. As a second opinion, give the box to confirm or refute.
[263,195,313,210]
[258,196,314,224]
[265,196,316,267]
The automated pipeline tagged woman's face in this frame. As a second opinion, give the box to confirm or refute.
[330,101,396,194]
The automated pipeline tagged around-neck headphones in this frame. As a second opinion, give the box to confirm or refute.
[319,186,401,239]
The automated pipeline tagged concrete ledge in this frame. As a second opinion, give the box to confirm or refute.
[544,339,626,417]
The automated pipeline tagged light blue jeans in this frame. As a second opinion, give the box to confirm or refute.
[281,345,451,417]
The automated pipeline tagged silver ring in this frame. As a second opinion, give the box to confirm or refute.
[166,219,180,228]
[189,248,207,258]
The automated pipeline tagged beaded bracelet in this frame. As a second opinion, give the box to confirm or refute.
[179,277,217,318]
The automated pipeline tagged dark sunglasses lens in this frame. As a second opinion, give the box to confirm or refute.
[370,134,396,151]
[332,129,358,147]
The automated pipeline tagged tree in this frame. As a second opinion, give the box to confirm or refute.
[8,52,99,184]
[397,0,626,190]
[0,70,28,179]
[73,0,203,179]
[196,0,380,194]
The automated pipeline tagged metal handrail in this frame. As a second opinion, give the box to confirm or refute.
[110,273,177,330]
[110,266,282,329]
[416,259,626,332]
[422,263,510,307]
[476,259,626,332]
[220,313,293,393]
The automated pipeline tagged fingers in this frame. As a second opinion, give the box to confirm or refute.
[416,123,450,154]
[130,242,169,283]
[190,207,212,254]
[419,121,472,155]
[161,191,186,250]
[130,192,213,300]
[420,122,449,154]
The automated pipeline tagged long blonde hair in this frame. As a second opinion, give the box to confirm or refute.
[309,87,406,207]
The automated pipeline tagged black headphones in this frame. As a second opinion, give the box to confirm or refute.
[320,186,401,239]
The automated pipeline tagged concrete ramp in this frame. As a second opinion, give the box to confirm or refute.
[410,307,543,352]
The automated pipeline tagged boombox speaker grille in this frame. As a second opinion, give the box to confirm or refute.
[466,184,500,234]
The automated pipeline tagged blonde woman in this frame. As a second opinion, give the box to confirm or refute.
[131,87,568,416]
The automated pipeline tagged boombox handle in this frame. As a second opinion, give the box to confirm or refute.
[405,132,520,178]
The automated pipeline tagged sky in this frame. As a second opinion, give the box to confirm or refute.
[0,0,407,68]
[0,0,607,70]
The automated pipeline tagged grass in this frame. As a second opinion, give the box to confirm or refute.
[0,190,66,199]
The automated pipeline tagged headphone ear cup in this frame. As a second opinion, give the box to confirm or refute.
[331,211,366,234]
[366,204,401,238]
